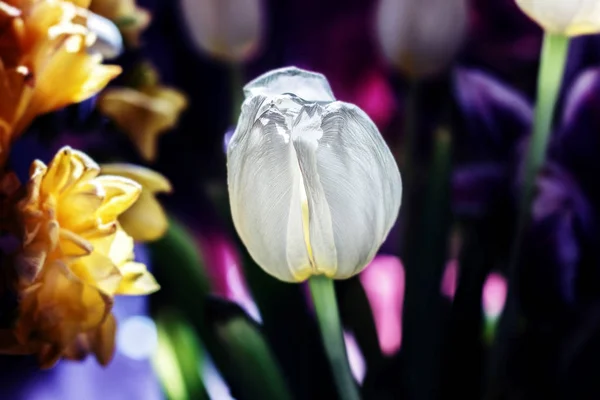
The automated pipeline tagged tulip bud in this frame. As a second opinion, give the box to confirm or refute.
[179,0,264,62]
[515,0,600,37]
[375,0,467,77]
[227,67,402,282]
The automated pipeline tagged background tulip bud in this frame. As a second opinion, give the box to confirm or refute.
[179,0,265,62]
[515,0,600,37]
[375,0,468,78]
[227,67,402,283]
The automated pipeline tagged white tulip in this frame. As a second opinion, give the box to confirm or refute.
[375,0,467,77]
[227,67,402,283]
[179,0,264,62]
[515,0,600,37]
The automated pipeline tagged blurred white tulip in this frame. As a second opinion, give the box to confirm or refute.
[227,67,402,282]
[375,0,467,77]
[515,0,600,36]
[179,0,264,62]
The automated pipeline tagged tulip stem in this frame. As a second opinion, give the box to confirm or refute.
[486,32,570,398]
[309,276,361,400]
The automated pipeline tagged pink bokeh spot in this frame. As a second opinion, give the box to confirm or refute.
[359,255,405,356]
[441,259,459,300]
[343,331,366,385]
[482,272,508,319]
[339,70,397,129]
[197,234,261,323]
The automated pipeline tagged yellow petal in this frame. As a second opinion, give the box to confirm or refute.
[37,262,108,333]
[38,343,63,369]
[69,252,122,295]
[100,163,172,193]
[95,175,141,223]
[90,312,116,366]
[106,227,135,266]
[58,227,93,257]
[57,181,104,231]
[115,262,160,295]
[28,49,122,120]
[119,191,169,242]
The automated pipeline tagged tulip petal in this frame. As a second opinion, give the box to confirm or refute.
[316,102,402,278]
[516,0,600,37]
[228,96,312,282]
[244,67,336,102]
[291,107,338,277]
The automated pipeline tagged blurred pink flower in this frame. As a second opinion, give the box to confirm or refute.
[482,272,508,319]
[197,233,261,322]
[359,255,405,356]
[441,259,460,300]
[291,11,397,129]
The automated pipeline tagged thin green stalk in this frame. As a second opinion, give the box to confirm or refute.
[512,32,570,265]
[309,275,361,400]
[486,32,570,398]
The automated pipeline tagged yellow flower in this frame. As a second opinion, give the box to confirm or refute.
[97,64,188,162]
[90,0,151,47]
[101,163,172,242]
[516,0,600,37]
[0,0,121,165]
[16,146,140,282]
[0,146,159,368]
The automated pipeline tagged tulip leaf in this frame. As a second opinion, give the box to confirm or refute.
[150,217,295,400]
[149,217,211,297]
[204,297,293,400]
[152,309,209,400]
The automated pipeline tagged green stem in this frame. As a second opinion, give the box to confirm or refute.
[309,276,361,400]
[486,32,570,398]
[513,32,570,256]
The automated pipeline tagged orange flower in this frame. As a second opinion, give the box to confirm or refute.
[0,0,121,166]
[0,146,159,368]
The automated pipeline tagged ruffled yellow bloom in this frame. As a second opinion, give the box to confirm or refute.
[90,0,151,47]
[97,64,188,162]
[101,163,172,242]
[0,146,159,368]
[0,0,121,166]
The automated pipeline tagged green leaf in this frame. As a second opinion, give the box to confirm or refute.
[152,310,209,400]
[205,298,293,400]
[150,217,293,400]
